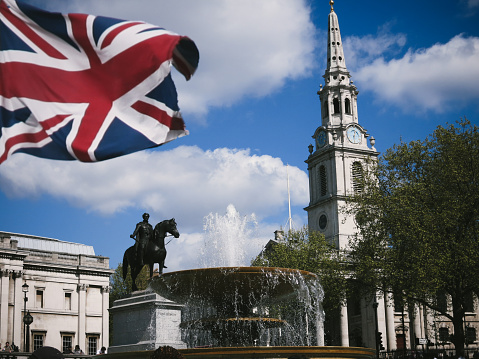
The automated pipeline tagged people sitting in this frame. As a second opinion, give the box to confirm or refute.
[73,344,84,354]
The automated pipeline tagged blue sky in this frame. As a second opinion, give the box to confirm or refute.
[1,0,478,272]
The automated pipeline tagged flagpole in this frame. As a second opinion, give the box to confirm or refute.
[286,164,293,232]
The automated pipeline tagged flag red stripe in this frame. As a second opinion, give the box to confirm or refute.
[69,14,101,67]
[101,21,143,49]
[0,1,67,59]
[41,114,70,132]
[131,100,185,131]
[0,130,49,164]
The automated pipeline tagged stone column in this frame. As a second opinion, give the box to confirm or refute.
[384,292,397,351]
[13,271,24,346]
[340,302,349,346]
[0,270,10,343]
[377,296,387,340]
[316,312,325,346]
[77,284,88,350]
[413,305,422,347]
[101,286,110,348]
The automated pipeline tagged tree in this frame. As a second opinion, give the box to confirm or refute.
[252,227,350,344]
[109,263,150,344]
[109,263,150,304]
[346,120,479,356]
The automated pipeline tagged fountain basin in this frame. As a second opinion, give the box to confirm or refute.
[95,346,375,359]
[150,266,323,348]
[150,266,320,314]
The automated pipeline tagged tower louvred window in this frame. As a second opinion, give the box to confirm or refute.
[345,98,351,114]
[333,98,340,114]
[320,165,327,196]
[352,161,363,192]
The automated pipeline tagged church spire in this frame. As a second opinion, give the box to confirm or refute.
[316,0,359,130]
[326,1,348,77]
[305,0,378,255]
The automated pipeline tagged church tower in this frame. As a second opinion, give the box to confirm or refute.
[305,0,378,250]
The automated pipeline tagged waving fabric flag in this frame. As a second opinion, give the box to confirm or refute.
[0,0,199,164]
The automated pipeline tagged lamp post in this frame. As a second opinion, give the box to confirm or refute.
[23,311,33,352]
[22,282,29,352]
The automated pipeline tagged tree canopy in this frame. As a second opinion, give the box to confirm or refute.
[109,263,150,305]
[252,226,349,345]
[346,120,479,355]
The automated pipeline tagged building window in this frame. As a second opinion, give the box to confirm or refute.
[351,161,363,193]
[466,327,476,345]
[62,335,73,354]
[319,165,327,196]
[439,327,449,343]
[393,291,404,312]
[345,98,351,114]
[333,98,340,114]
[465,291,474,312]
[64,292,72,310]
[33,333,44,351]
[87,336,98,355]
[323,101,329,118]
[36,290,44,308]
[436,291,448,313]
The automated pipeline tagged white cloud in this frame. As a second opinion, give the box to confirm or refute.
[0,147,309,232]
[468,0,479,8]
[351,34,479,113]
[343,26,407,70]
[0,147,308,269]
[33,0,317,118]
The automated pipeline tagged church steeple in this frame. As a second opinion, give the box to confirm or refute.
[315,0,362,137]
[305,1,378,250]
[326,0,348,76]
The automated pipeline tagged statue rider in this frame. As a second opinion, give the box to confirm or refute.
[130,213,154,266]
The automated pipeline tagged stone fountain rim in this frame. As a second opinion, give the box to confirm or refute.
[98,346,375,359]
[158,266,319,279]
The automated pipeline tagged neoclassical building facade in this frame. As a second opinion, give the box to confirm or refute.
[306,1,478,354]
[0,231,113,354]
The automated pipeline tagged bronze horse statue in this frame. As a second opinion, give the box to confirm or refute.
[123,218,179,291]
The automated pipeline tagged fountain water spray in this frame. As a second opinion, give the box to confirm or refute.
[201,204,257,267]
[150,205,326,349]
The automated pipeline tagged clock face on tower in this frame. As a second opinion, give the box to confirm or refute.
[316,131,327,148]
[346,126,361,144]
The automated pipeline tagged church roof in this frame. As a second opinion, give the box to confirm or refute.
[1,231,95,256]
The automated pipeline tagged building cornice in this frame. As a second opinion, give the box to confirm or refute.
[304,194,349,212]
[24,262,114,277]
[306,144,379,166]
[0,250,28,261]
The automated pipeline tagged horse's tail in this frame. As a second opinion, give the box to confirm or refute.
[122,250,129,280]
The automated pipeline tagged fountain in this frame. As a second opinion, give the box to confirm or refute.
[105,205,375,359]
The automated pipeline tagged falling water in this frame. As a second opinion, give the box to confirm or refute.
[150,204,325,348]
[201,204,257,267]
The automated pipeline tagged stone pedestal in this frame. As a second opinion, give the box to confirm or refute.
[108,289,185,353]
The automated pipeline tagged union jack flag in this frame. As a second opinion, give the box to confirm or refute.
[0,0,199,164]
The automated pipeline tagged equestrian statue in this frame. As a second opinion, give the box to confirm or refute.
[123,213,179,291]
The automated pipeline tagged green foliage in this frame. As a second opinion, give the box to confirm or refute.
[109,263,150,305]
[252,227,349,311]
[346,119,479,355]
